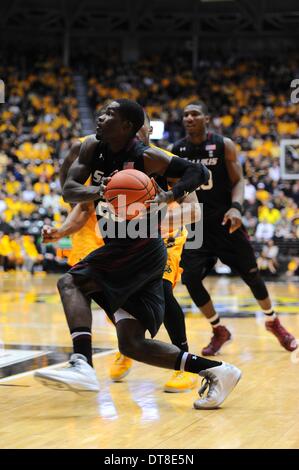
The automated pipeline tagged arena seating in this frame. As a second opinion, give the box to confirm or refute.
[0,55,298,274]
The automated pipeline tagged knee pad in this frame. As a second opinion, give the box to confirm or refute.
[241,268,268,300]
[181,257,217,286]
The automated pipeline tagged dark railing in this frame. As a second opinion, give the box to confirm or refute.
[251,240,299,257]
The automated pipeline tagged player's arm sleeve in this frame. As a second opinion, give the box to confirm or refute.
[62,136,101,203]
[144,147,209,200]
[164,156,209,199]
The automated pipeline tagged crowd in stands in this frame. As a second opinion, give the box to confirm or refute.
[0,53,298,275]
[0,58,80,272]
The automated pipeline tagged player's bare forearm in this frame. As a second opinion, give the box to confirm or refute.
[224,137,245,205]
[222,138,244,232]
[62,135,101,203]
[161,192,200,235]
[231,178,245,205]
[161,203,200,234]
[57,203,94,237]
[161,206,183,235]
[182,191,201,223]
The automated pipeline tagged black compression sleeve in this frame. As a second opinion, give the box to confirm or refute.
[164,156,209,200]
[163,280,188,351]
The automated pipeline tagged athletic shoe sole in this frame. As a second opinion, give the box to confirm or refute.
[110,368,132,382]
[164,380,198,393]
[34,373,99,393]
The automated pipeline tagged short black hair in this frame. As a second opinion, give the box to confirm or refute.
[95,104,108,120]
[115,99,145,135]
[186,100,208,115]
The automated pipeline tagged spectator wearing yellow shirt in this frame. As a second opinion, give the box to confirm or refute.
[23,235,43,273]
[3,196,23,223]
[33,176,50,196]
[287,258,299,277]
[285,200,299,221]
[258,202,281,224]
[0,233,13,258]
[9,233,24,269]
[0,233,21,271]
[255,183,270,203]
[5,175,21,195]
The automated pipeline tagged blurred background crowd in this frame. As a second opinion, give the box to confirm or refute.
[0,54,298,276]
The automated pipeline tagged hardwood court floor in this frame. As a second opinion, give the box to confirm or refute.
[0,272,299,449]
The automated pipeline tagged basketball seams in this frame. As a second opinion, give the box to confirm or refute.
[112,192,152,208]
[108,172,147,189]
[106,182,154,197]
[106,176,155,199]
[106,187,147,192]
[105,169,156,218]
[126,172,155,199]
[115,170,154,196]
[106,188,154,205]
[121,170,148,188]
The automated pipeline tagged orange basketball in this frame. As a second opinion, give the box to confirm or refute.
[104,169,157,220]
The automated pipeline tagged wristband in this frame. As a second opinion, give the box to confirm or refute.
[231,202,244,215]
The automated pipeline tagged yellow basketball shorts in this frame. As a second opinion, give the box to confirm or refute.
[163,232,186,288]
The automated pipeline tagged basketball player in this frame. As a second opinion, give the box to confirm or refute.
[35,99,242,409]
[42,113,200,393]
[108,113,199,392]
[169,101,297,355]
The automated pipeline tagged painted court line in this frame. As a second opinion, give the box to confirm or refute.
[0,349,49,368]
[0,348,118,383]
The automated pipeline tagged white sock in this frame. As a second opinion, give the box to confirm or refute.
[208,313,221,328]
[262,308,276,321]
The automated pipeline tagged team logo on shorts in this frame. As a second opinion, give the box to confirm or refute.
[164,264,172,274]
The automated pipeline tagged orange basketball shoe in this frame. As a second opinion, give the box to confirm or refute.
[164,371,198,393]
[109,352,133,381]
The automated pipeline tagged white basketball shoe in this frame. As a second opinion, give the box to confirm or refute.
[194,362,242,409]
[34,353,100,393]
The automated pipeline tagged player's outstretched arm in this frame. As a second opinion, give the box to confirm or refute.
[63,135,107,203]
[160,191,201,236]
[42,202,94,243]
[143,147,209,203]
[224,137,244,204]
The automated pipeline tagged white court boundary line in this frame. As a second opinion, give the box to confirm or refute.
[0,348,118,384]
[0,350,49,368]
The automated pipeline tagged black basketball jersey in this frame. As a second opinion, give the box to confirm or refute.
[89,137,164,242]
[171,132,231,220]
